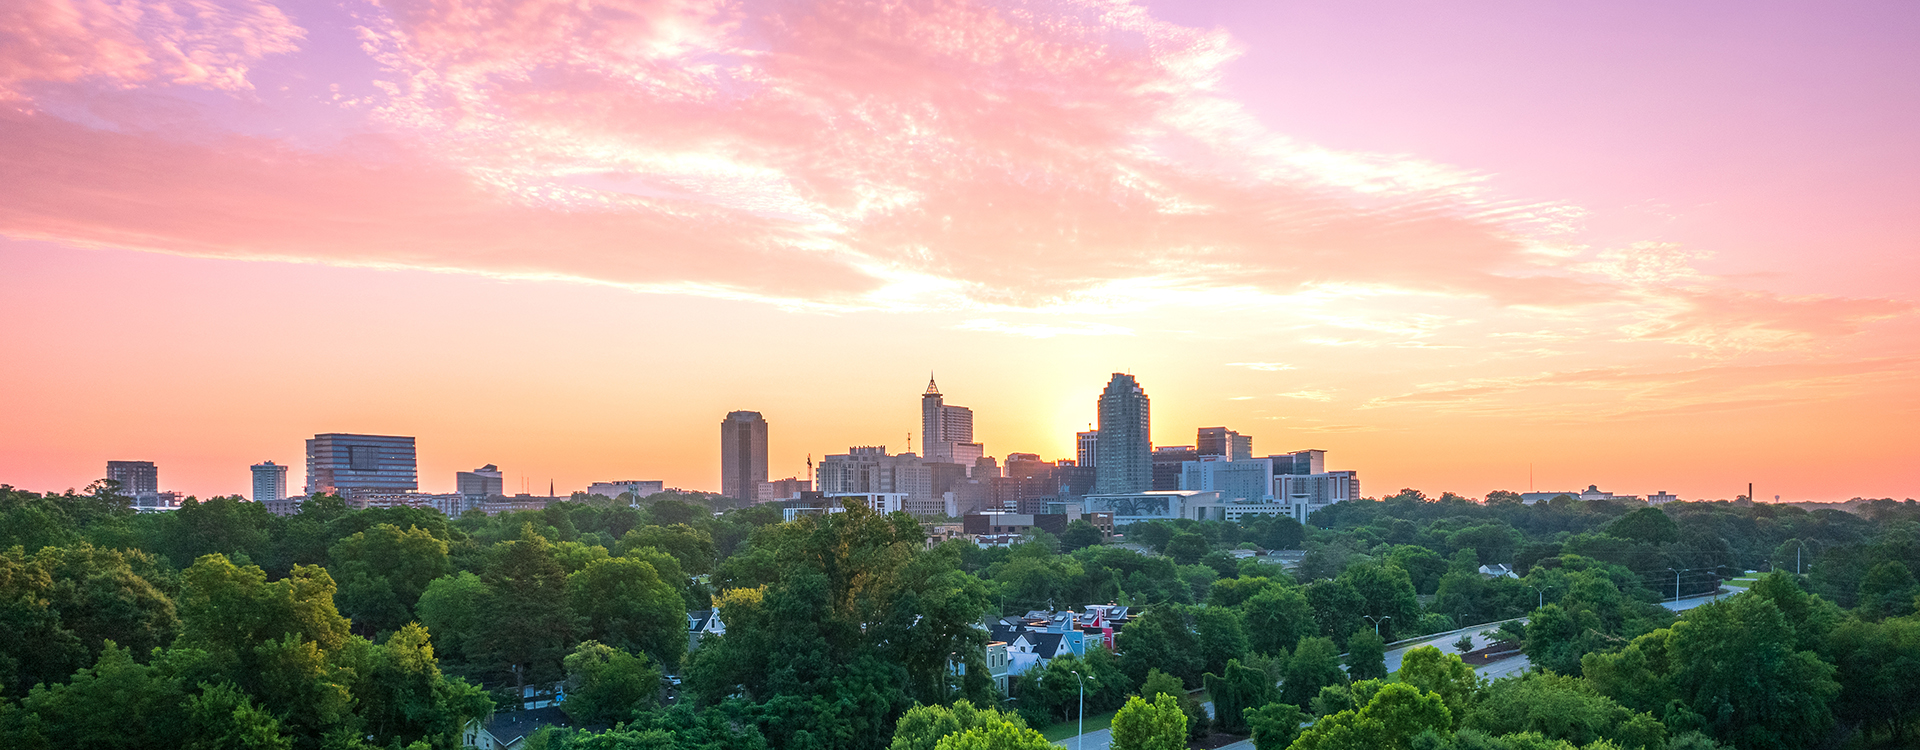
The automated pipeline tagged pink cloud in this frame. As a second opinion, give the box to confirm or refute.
[0,0,303,96]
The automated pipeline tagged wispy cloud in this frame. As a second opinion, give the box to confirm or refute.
[1228,362,1295,371]
[954,319,1133,339]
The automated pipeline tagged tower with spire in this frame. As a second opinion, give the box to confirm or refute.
[919,373,977,463]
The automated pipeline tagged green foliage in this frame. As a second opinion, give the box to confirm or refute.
[329,524,450,635]
[1822,613,1920,741]
[1293,682,1449,750]
[1463,672,1664,750]
[1242,585,1317,656]
[931,720,1054,750]
[1281,636,1345,709]
[1058,521,1104,552]
[889,699,1030,750]
[617,524,716,576]
[1345,628,1387,681]
[1396,646,1479,727]
[1306,579,1368,648]
[1603,508,1679,546]
[1854,561,1916,620]
[1203,658,1277,734]
[567,557,686,668]
[1116,606,1203,686]
[1245,701,1307,750]
[0,543,179,698]
[1164,533,1210,566]
[1109,693,1186,750]
[560,641,661,726]
[479,527,576,695]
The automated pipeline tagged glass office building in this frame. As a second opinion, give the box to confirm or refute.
[305,433,417,497]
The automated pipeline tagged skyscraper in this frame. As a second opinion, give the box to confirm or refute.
[250,461,287,503]
[1197,427,1253,460]
[106,460,158,495]
[919,376,979,462]
[721,411,769,503]
[1094,373,1152,494]
[305,433,418,497]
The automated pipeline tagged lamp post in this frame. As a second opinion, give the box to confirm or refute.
[1071,670,1086,750]
[1363,615,1392,638]
[1668,568,1691,602]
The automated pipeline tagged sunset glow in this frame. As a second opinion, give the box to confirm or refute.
[2,0,1915,501]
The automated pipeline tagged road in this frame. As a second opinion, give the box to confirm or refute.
[1055,588,1733,748]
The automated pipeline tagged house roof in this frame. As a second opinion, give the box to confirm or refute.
[482,707,569,746]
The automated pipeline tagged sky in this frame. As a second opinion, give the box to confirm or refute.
[1,0,1916,502]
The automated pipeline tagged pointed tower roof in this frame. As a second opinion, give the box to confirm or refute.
[925,373,940,396]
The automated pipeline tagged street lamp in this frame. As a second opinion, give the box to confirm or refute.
[1363,615,1392,638]
[1071,670,1087,750]
[1667,568,1691,602]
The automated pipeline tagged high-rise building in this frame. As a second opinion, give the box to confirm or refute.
[721,411,769,504]
[1094,373,1151,494]
[1151,446,1197,491]
[816,446,935,515]
[458,464,505,498]
[1270,450,1325,476]
[1197,427,1253,460]
[306,434,418,498]
[1076,430,1098,467]
[919,376,978,462]
[250,461,287,503]
[106,460,158,495]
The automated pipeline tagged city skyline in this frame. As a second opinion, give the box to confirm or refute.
[2,1,1916,503]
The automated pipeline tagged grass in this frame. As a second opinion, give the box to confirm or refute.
[1039,709,1117,741]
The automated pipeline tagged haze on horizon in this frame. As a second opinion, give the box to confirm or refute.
[1,0,1915,502]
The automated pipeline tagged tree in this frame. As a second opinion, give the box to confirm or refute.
[479,527,576,704]
[619,525,717,576]
[1604,508,1679,546]
[184,681,293,750]
[1243,585,1316,656]
[890,699,1031,750]
[1245,702,1307,750]
[1059,521,1104,552]
[1193,606,1249,678]
[1344,628,1387,681]
[1463,672,1665,750]
[1165,533,1209,566]
[1823,615,1920,743]
[1396,646,1479,727]
[932,720,1055,750]
[5,642,188,749]
[1116,606,1203,686]
[561,641,661,726]
[155,496,274,567]
[329,523,450,634]
[1291,683,1447,750]
[1666,597,1839,750]
[415,572,491,672]
[1306,579,1367,648]
[1204,658,1276,734]
[1281,636,1345,709]
[1110,693,1187,750]
[1339,563,1420,642]
[1855,561,1917,620]
[568,557,687,668]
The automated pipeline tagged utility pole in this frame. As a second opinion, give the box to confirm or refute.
[1072,670,1086,750]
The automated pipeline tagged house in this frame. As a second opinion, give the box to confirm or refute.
[464,707,569,750]
[688,608,725,651]
[1478,564,1518,579]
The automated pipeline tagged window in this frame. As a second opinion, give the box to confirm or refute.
[349,445,380,471]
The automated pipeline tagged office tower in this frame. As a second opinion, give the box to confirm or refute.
[1054,460,1096,500]
[1076,430,1098,467]
[250,461,287,503]
[458,464,505,498]
[720,411,769,504]
[106,460,158,495]
[306,434,418,497]
[1094,373,1151,494]
[1269,449,1326,476]
[1151,446,1197,491]
[817,446,936,514]
[1197,427,1253,460]
[1003,453,1048,479]
[919,376,977,462]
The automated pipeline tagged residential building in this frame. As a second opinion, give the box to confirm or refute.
[1003,453,1048,479]
[250,461,287,503]
[1093,373,1151,494]
[1076,430,1098,467]
[1150,446,1197,491]
[720,411,769,504]
[106,460,158,495]
[356,492,473,516]
[458,464,505,498]
[688,608,726,651]
[1197,427,1253,460]
[464,707,568,750]
[305,433,417,499]
[1647,490,1679,505]
[586,479,664,500]
[1275,471,1360,521]
[988,614,1089,677]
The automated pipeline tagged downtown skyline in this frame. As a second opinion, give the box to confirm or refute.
[2,0,1917,502]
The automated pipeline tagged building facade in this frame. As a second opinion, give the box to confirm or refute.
[1150,446,1197,491]
[1093,373,1151,494]
[1197,427,1253,460]
[250,461,287,503]
[458,464,505,498]
[585,479,663,500]
[720,411,769,504]
[1076,430,1098,467]
[920,377,981,463]
[816,447,938,515]
[305,434,417,498]
[106,460,158,495]
[1180,456,1274,502]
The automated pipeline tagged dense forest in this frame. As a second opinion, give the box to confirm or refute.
[2,482,1917,750]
